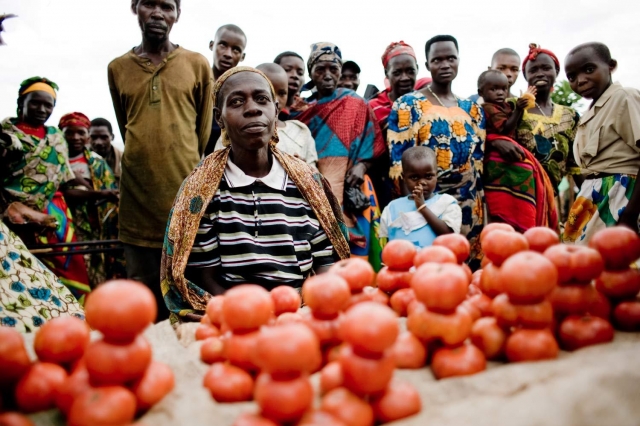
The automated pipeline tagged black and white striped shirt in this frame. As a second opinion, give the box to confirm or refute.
[187,158,338,289]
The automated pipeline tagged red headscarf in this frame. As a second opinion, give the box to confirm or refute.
[59,112,91,130]
[522,43,560,75]
[382,41,417,69]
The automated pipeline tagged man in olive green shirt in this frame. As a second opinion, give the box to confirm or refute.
[108,0,213,320]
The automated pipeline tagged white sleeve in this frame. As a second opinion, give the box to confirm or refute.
[303,128,318,168]
[378,206,391,238]
[439,195,462,234]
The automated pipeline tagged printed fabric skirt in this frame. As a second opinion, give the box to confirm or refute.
[346,175,383,272]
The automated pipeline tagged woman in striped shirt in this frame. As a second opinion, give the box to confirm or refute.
[160,67,350,321]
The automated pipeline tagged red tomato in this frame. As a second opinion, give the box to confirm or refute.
[270,286,301,316]
[340,302,398,356]
[84,280,157,343]
[613,299,640,331]
[406,303,472,346]
[543,245,604,284]
[492,294,554,329]
[470,317,507,360]
[200,336,226,364]
[222,285,274,333]
[505,329,559,362]
[297,410,346,426]
[471,270,482,288]
[0,327,31,387]
[431,344,486,379]
[55,361,92,415]
[203,362,254,402]
[254,373,314,423]
[33,316,90,366]
[479,262,504,298]
[480,223,515,243]
[338,345,395,396]
[320,361,344,395]
[84,335,152,386]
[410,263,469,313]
[376,267,413,294]
[67,386,136,426]
[595,268,640,299]
[205,295,225,327]
[558,315,614,351]
[549,284,611,319]
[482,230,529,266]
[233,413,279,426]
[0,413,34,426]
[300,311,343,347]
[256,323,321,377]
[370,380,421,423]
[302,274,351,319]
[15,362,67,413]
[392,331,427,369]
[345,286,389,309]
[195,324,220,341]
[523,227,559,253]
[433,233,471,264]
[413,246,457,268]
[130,361,174,412]
[461,263,473,282]
[467,293,493,317]
[499,251,558,304]
[382,240,417,271]
[390,288,417,317]
[321,387,374,426]
[329,258,376,292]
[275,312,304,325]
[223,330,261,373]
[459,300,482,322]
[589,226,640,270]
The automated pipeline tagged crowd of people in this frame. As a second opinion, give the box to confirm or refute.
[1,0,639,329]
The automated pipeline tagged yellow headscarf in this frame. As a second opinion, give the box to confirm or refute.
[21,82,57,99]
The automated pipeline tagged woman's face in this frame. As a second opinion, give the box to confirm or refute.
[525,54,557,94]
[426,41,459,84]
[215,72,277,152]
[386,54,418,98]
[21,91,55,126]
[63,126,90,156]
[311,60,341,98]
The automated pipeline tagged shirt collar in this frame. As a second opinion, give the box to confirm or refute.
[580,82,622,125]
[224,156,288,191]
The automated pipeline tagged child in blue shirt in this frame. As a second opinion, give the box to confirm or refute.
[378,146,462,248]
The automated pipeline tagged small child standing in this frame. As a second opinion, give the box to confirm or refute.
[378,146,461,248]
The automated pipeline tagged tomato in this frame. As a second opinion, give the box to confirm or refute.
[256,323,321,377]
[613,299,640,331]
[329,258,376,292]
[203,362,254,402]
[480,223,515,242]
[558,315,614,351]
[345,286,389,309]
[410,262,468,313]
[15,362,67,413]
[55,361,92,415]
[499,251,558,304]
[459,300,482,322]
[297,410,346,426]
[300,311,343,347]
[491,294,554,329]
[195,324,220,341]
[0,327,31,387]
[302,274,351,319]
[382,240,417,271]
[270,286,301,316]
[543,245,604,284]
[254,373,313,423]
[589,226,640,270]
[222,285,274,333]
[223,330,261,373]
[84,280,157,343]
[320,361,344,395]
[370,380,421,423]
[482,230,529,266]
[406,303,472,346]
[479,262,504,298]
[505,329,559,362]
[595,268,640,300]
[33,316,90,366]
[376,267,413,294]
[233,413,279,426]
[338,345,395,396]
[275,312,304,325]
[340,302,398,356]
[431,344,486,379]
[205,295,225,327]
[413,246,457,267]
[470,317,507,360]
[392,331,427,369]
[0,413,34,426]
[390,288,417,317]
[320,387,374,426]
[432,233,470,264]
[523,227,559,253]
[461,263,473,282]
[84,335,152,386]
[130,361,175,413]
[67,386,136,426]
[471,270,482,288]
[549,284,611,319]
[200,337,226,364]
[467,293,493,317]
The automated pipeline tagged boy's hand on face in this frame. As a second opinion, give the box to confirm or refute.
[412,184,425,208]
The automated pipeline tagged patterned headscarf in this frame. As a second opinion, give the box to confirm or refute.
[59,112,91,130]
[382,41,417,69]
[522,43,560,76]
[307,42,342,74]
[19,76,58,100]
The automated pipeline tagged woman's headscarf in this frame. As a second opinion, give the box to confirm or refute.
[522,43,560,76]
[382,41,417,69]
[17,76,58,116]
[59,112,91,130]
[307,42,342,75]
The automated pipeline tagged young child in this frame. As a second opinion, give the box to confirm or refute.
[378,146,461,248]
[215,63,318,168]
[470,47,521,103]
[562,42,640,243]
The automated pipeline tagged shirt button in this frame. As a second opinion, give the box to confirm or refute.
[153,86,157,90]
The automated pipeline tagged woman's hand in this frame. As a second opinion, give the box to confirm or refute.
[345,163,367,187]
[491,138,525,163]
[100,189,120,203]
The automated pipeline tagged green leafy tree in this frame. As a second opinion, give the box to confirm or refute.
[551,80,582,107]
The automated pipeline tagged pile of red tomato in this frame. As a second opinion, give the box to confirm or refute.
[0,280,174,426]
